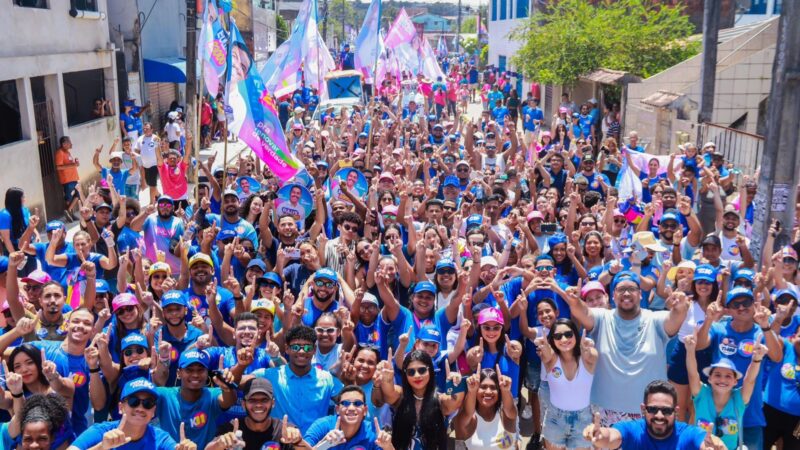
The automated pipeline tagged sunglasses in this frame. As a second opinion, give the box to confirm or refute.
[289,344,314,353]
[457,167,470,172]
[552,331,574,341]
[405,367,429,377]
[783,257,798,265]
[123,347,147,357]
[535,266,553,272]
[315,327,337,334]
[261,281,281,289]
[157,202,173,208]
[383,213,397,220]
[728,298,754,309]
[342,223,358,232]
[227,172,237,177]
[437,268,456,275]
[126,210,138,217]
[314,280,336,289]
[125,396,157,410]
[23,284,43,292]
[660,222,678,230]
[579,222,595,227]
[481,325,502,332]
[614,219,626,224]
[645,406,675,416]
[339,400,365,408]
[116,305,137,314]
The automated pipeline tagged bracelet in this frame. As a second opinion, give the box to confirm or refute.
[760,326,771,332]
[89,367,101,373]
[752,358,763,363]
[11,392,23,398]
[233,296,244,301]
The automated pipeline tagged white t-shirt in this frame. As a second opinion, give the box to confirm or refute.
[718,232,747,262]
[136,135,159,168]
[481,153,506,173]
[165,122,182,143]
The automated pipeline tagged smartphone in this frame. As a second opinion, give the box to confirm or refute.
[445,377,467,396]
[540,223,557,234]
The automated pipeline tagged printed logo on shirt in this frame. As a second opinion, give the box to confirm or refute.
[550,367,563,379]
[190,411,208,428]
[696,419,713,433]
[261,442,280,450]
[369,330,380,343]
[591,180,599,189]
[494,430,514,449]
[170,347,179,362]
[780,363,796,380]
[189,296,202,310]
[236,225,246,235]
[718,418,738,435]
[738,339,755,357]
[72,371,87,387]
[719,338,737,356]
[728,244,740,256]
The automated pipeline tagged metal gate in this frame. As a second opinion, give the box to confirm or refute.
[33,100,62,221]
[697,123,765,175]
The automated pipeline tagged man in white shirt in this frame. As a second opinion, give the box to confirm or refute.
[135,122,160,203]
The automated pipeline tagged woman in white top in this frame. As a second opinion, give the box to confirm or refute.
[453,365,518,450]
[535,318,597,450]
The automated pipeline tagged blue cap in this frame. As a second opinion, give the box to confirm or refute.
[161,290,188,308]
[693,264,717,283]
[216,229,237,241]
[94,203,112,211]
[442,175,459,188]
[660,209,680,224]
[120,377,158,400]
[572,112,580,118]
[417,325,441,343]
[179,349,210,369]
[246,258,267,272]
[733,268,755,282]
[95,279,110,294]
[466,214,483,230]
[433,124,443,130]
[46,220,66,232]
[702,358,743,379]
[121,333,148,351]
[413,281,437,295]
[611,271,641,291]
[314,267,338,283]
[257,272,283,286]
[773,288,798,301]
[547,233,568,249]
[358,132,368,138]
[725,287,754,305]
[156,195,174,205]
[435,259,456,272]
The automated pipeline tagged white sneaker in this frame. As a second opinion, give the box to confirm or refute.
[521,404,533,419]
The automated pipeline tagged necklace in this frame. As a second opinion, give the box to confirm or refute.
[413,394,425,401]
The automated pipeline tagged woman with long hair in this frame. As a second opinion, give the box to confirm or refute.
[535,319,597,450]
[0,343,75,412]
[374,350,463,450]
[454,366,518,450]
[0,187,36,275]
[581,231,605,274]
[466,308,523,398]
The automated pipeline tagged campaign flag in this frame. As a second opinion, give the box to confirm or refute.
[354,0,382,83]
[198,0,227,97]
[225,21,304,181]
[420,37,446,80]
[436,35,448,57]
[625,149,671,176]
[477,15,488,43]
[385,8,417,48]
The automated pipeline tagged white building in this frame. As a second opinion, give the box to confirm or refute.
[0,0,119,221]
[487,0,532,95]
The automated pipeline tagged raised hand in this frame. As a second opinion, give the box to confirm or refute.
[753,303,771,329]
[279,415,302,445]
[504,340,522,362]
[102,414,132,449]
[3,360,23,397]
[496,363,512,392]
[583,411,604,445]
[374,417,394,450]
[579,329,595,354]
[321,416,346,446]
[175,422,197,450]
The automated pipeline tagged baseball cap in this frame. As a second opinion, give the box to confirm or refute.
[379,172,395,182]
[417,325,441,343]
[361,292,379,306]
[466,214,483,230]
[701,234,722,248]
[722,204,739,217]
[251,299,276,315]
[702,358,742,379]
[693,264,717,283]
[660,209,681,225]
[732,268,755,282]
[382,205,398,215]
[781,245,799,261]
[314,268,338,283]
[148,262,172,277]
[725,287,754,305]
[580,281,606,299]
[480,256,498,268]
[244,377,274,400]
[632,231,667,252]
[112,293,139,313]
[179,349,210,369]
[21,270,51,285]
[120,378,158,400]
[291,122,304,130]
[442,175,459,188]
[477,307,504,326]
[527,211,544,222]
[161,290,188,308]
[456,160,470,168]
[256,272,283,287]
[667,260,696,281]
[121,333,148,351]
[109,151,124,162]
[773,288,798,303]
[46,220,65,232]
[188,253,214,269]
[222,189,239,199]
[413,281,437,295]
[435,259,456,272]
[156,195,174,205]
[246,258,267,272]
[294,106,305,114]
[216,229,237,242]
[611,271,641,291]
[94,203,112,212]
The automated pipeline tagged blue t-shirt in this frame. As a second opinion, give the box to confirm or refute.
[0,207,30,249]
[101,167,130,194]
[205,213,259,248]
[155,386,225,449]
[183,285,235,323]
[256,365,339,433]
[304,415,380,449]
[612,419,706,449]
[161,325,204,386]
[763,338,800,416]
[385,305,453,353]
[120,112,138,135]
[34,241,73,288]
[692,384,744,449]
[487,91,503,109]
[33,341,91,434]
[522,106,543,132]
[71,421,176,450]
[492,106,509,126]
[142,215,184,273]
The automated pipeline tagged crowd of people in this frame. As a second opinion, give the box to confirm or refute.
[0,54,799,450]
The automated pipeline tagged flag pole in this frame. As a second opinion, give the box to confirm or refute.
[223,12,232,173]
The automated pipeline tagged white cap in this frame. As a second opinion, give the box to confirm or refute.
[109,151,124,161]
[480,256,498,267]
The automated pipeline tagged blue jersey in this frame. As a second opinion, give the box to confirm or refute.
[155,386,225,449]
[71,421,176,450]
[612,419,706,450]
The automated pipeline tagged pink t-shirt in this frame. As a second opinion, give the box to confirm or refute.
[158,160,189,199]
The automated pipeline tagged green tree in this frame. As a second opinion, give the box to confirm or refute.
[276,14,289,46]
[458,16,476,33]
[511,0,699,86]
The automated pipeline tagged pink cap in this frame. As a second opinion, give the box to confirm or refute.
[581,281,606,299]
[559,107,568,114]
[379,172,395,182]
[781,246,799,260]
[382,205,399,215]
[527,211,544,222]
[477,307,504,326]
[541,131,551,138]
[112,293,139,313]
[291,122,304,130]
[21,270,52,285]
[612,209,625,218]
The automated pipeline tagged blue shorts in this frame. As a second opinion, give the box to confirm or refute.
[667,339,713,385]
[524,358,542,392]
[123,184,138,198]
[542,404,593,450]
[62,181,78,201]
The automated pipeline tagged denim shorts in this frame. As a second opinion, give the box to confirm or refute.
[62,181,78,201]
[542,404,593,450]
[524,359,542,392]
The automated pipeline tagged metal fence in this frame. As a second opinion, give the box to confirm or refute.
[697,123,765,175]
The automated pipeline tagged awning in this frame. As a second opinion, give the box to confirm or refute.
[581,68,642,85]
[143,57,187,83]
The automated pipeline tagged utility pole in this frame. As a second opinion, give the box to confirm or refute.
[322,0,328,45]
[751,1,800,264]
[185,0,198,174]
[456,0,462,54]
[698,0,720,124]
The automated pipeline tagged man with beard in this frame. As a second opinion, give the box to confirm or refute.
[279,241,322,297]
[183,253,235,322]
[712,204,753,264]
[205,189,259,252]
[209,378,304,450]
[262,214,301,269]
[324,212,362,274]
[641,207,702,267]
[298,268,346,327]
[304,385,392,449]
[131,195,184,273]
[256,326,339,433]
[156,290,204,386]
[153,349,238,449]
[564,272,689,426]
[583,380,721,449]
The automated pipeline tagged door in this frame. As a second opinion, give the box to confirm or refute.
[33,99,62,221]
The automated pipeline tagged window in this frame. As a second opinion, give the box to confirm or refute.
[491,0,497,21]
[62,69,106,126]
[72,0,97,11]
[516,0,528,19]
[0,80,23,146]
[500,0,507,20]
[14,0,48,8]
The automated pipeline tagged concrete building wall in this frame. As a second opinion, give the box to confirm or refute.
[0,1,118,221]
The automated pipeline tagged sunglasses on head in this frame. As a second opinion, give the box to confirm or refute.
[405,367,429,377]
[645,406,675,416]
[552,331,574,340]
[125,396,156,410]
[289,343,314,353]
[123,347,146,357]
[339,399,365,408]
[314,280,336,289]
